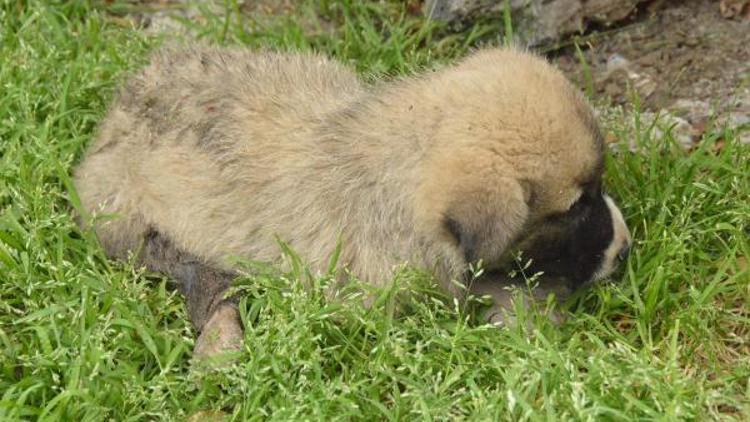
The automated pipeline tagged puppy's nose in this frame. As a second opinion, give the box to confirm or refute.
[617,243,630,262]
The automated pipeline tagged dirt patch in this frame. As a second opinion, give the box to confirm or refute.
[554,0,749,144]
[104,0,749,144]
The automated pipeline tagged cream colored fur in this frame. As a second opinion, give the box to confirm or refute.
[74,46,622,327]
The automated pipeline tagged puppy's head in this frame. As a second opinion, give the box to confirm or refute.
[415,48,631,290]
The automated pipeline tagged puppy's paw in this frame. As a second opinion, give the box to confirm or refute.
[192,304,243,366]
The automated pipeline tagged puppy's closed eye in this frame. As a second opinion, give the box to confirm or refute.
[567,191,586,211]
[557,182,604,217]
[546,193,587,221]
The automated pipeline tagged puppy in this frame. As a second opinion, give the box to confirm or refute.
[74,46,631,357]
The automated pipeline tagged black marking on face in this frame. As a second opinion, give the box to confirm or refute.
[519,187,614,289]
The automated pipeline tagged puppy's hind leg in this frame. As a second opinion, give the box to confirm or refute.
[141,230,243,360]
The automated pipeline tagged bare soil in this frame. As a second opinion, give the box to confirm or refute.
[108,0,750,144]
[553,0,749,143]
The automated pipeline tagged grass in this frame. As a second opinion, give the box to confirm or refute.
[1,0,748,420]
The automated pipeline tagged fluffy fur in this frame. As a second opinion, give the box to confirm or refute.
[74,46,630,356]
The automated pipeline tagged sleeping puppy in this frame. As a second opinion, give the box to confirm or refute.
[74,46,631,358]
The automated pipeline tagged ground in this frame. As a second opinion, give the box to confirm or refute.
[131,0,750,145]
[554,0,750,147]
[0,1,748,420]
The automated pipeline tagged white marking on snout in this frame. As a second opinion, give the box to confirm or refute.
[593,195,631,281]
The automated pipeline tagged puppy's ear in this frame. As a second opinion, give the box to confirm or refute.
[442,177,529,265]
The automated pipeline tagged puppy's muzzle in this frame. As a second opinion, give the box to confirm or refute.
[594,195,631,281]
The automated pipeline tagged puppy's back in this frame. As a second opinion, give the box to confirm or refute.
[74,47,363,266]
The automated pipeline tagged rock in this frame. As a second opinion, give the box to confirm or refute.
[637,111,695,150]
[606,53,630,71]
[669,90,750,145]
[423,0,483,21]
[596,53,657,102]
[717,88,750,144]
[724,112,750,128]
[669,99,712,124]
[423,0,649,46]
